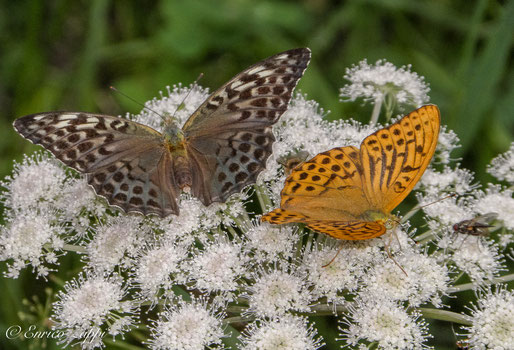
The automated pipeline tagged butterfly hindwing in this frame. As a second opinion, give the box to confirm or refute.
[183,48,311,205]
[278,146,369,220]
[13,112,179,217]
[360,105,440,213]
[261,208,310,224]
[261,208,386,240]
[187,127,274,204]
[87,142,178,217]
[305,220,386,240]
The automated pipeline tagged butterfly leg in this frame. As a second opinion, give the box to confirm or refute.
[322,242,345,268]
[383,235,408,276]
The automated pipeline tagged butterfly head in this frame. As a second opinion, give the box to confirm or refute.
[163,121,185,146]
[364,210,400,231]
[278,150,310,175]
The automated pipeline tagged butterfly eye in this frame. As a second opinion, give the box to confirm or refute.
[452,223,459,231]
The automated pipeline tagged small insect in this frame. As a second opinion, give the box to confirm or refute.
[453,213,498,237]
[277,150,310,175]
[455,339,470,349]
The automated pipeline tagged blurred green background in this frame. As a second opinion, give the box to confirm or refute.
[1,1,513,349]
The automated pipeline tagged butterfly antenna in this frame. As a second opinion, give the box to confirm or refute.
[170,73,204,120]
[322,243,344,268]
[402,193,457,222]
[109,86,166,120]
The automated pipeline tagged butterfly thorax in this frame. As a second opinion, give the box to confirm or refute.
[162,121,184,145]
[364,210,397,229]
[162,123,193,192]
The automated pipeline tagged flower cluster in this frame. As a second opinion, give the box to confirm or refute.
[1,61,513,349]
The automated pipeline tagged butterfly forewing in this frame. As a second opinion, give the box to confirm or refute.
[183,48,311,204]
[13,112,179,217]
[360,105,440,213]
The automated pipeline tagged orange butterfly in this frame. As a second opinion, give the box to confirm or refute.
[262,105,440,241]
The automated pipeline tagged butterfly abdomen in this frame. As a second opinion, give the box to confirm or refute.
[171,153,193,192]
[162,127,193,192]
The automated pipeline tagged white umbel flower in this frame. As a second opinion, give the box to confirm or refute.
[85,216,149,272]
[244,221,298,261]
[147,297,226,350]
[462,286,514,350]
[185,235,247,293]
[451,237,504,284]
[0,211,63,278]
[340,297,431,349]
[132,239,187,303]
[419,166,475,197]
[340,59,430,107]
[52,271,137,349]
[1,152,67,211]
[245,263,313,318]
[301,241,381,303]
[240,315,324,350]
[487,142,514,183]
[361,248,449,307]
[474,185,514,230]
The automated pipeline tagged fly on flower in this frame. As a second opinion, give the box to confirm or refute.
[453,213,498,238]
[452,212,498,250]
[13,48,311,217]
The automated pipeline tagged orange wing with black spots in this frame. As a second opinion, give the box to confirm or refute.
[360,104,440,213]
[305,220,386,240]
[263,208,386,240]
[262,105,440,241]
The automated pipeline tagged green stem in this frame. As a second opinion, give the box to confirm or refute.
[414,229,438,245]
[448,273,514,293]
[104,339,146,350]
[309,303,349,316]
[226,305,248,313]
[418,308,472,326]
[62,243,87,253]
[401,205,421,223]
[383,93,395,121]
[254,184,272,213]
[370,94,383,125]
[223,315,255,325]
[226,226,242,243]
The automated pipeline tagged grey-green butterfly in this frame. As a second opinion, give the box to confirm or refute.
[13,48,311,217]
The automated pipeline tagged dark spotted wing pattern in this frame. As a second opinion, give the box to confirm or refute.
[13,49,311,217]
[262,208,386,240]
[13,113,178,217]
[361,104,440,213]
[183,48,311,204]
